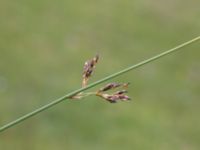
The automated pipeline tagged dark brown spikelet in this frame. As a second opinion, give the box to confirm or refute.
[114,90,128,95]
[96,93,131,103]
[96,82,131,103]
[82,54,99,87]
[98,83,121,92]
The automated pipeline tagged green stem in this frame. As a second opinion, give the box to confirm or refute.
[0,36,200,133]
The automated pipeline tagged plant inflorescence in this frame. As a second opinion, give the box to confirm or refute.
[70,54,131,103]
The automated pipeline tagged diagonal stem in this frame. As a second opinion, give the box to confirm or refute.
[0,36,200,133]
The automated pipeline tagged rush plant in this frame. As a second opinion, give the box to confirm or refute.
[0,36,199,133]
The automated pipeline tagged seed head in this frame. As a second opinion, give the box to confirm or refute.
[96,82,131,103]
[97,93,131,103]
[71,54,132,104]
[82,54,99,87]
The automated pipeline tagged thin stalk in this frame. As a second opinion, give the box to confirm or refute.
[0,36,200,133]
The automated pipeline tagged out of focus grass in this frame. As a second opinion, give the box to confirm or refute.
[0,0,200,149]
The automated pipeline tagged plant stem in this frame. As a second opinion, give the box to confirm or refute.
[0,36,200,133]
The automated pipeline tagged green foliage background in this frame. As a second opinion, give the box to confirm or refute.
[0,0,200,149]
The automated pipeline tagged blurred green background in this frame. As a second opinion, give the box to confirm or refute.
[0,0,200,149]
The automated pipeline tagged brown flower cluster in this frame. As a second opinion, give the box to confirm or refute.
[96,83,131,103]
[71,55,131,103]
[82,54,99,87]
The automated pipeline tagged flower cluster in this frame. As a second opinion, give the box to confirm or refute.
[96,83,131,103]
[70,55,131,103]
[82,54,99,87]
